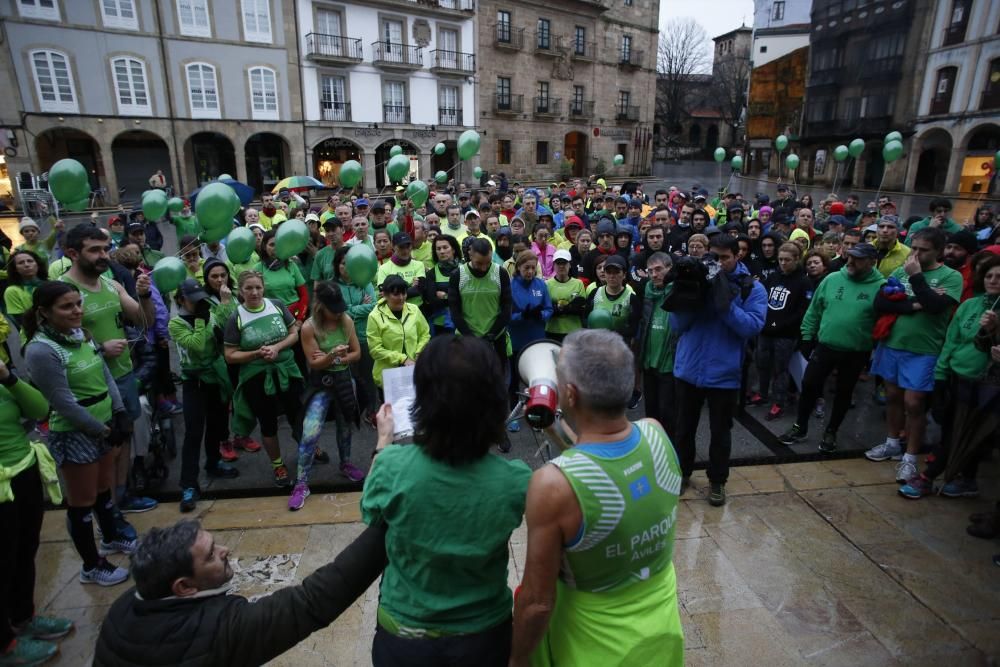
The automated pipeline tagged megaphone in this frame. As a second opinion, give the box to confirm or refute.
[516,339,562,429]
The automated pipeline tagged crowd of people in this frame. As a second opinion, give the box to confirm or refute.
[0,173,998,665]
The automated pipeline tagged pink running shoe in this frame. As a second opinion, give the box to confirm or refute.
[288,482,310,511]
[219,440,239,462]
[233,436,261,453]
[339,461,366,482]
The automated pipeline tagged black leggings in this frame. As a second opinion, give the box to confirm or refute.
[180,378,229,489]
[241,373,304,441]
[643,369,676,440]
[795,344,869,434]
[0,464,43,648]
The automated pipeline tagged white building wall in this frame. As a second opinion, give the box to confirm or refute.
[752,32,809,67]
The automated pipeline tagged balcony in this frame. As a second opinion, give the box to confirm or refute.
[533,97,561,116]
[430,49,475,75]
[439,107,463,126]
[619,49,643,69]
[615,105,639,122]
[858,56,902,82]
[571,40,595,61]
[372,42,422,70]
[569,100,594,118]
[305,34,363,64]
[321,102,351,122]
[493,94,523,114]
[435,0,476,10]
[383,105,411,124]
[533,33,560,56]
[494,25,524,49]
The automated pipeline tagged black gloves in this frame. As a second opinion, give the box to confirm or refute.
[107,410,133,447]
[711,272,737,314]
[194,299,212,322]
[796,339,817,359]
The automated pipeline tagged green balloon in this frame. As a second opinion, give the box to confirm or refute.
[340,160,362,189]
[345,243,378,286]
[785,154,800,171]
[473,166,483,179]
[199,217,231,243]
[151,257,187,294]
[456,130,481,161]
[995,150,1000,169]
[885,131,902,144]
[587,309,614,330]
[218,173,233,181]
[713,147,726,163]
[731,155,744,171]
[613,154,625,166]
[142,189,158,201]
[195,182,241,229]
[882,140,903,163]
[167,197,184,213]
[848,138,865,158]
[775,135,789,151]
[386,154,410,184]
[275,219,309,260]
[225,227,256,264]
[64,198,89,212]
[389,145,403,158]
[405,180,429,208]
[142,190,168,221]
[434,142,446,156]
[48,158,89,204]
[434,170,448,184]
[834,145,849,162]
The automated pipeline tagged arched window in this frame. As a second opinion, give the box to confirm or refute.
[30,49,77,113]
[111,57,151,116]
[186,62,220,119]
[248,66,278,120]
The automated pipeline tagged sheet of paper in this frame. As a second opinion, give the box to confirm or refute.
[382,365,416,439]
[788,351,808,393]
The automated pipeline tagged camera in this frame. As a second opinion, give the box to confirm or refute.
[661,254,716,312]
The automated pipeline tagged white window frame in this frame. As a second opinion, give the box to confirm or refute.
[248,66,279,120]
[242,0,272,44]
[101,0,139,30]
[178,0,212,38]
[186,62,220,119]
[111,56,152,116]
[18,0,60,21]
[320,74,348,121]
[30,49,78,113]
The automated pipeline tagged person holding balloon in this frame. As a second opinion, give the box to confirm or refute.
[334,245,380,426]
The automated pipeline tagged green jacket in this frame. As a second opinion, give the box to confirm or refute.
[167,315,233,400]
[801,267,885,351]
[336,278,376,339]
[905,217,963,245]
[366,301,430,387]
[935,296,991,381]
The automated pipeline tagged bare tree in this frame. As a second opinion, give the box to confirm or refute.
[656,18,711,136]
[713,53,751,147]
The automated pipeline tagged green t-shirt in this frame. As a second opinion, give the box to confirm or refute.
[361,444,531,633]
[310,244,337,283]
[412,242,434,271]
[60,274,133,379]
[886,264,963,356]
[376,259,426,306]
[259,260,305,306]
[3,284,35,316]
[545,277,586,335]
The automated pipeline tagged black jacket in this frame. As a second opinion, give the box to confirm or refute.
[761,268,812,338]
[94,524,386,667]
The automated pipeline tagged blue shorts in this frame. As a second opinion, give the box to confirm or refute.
[871,344,936,393]
[115,371,142,421]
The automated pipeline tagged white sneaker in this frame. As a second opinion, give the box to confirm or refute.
[80,559,129,587]
[865,441,903,462]
[895,459,918,485]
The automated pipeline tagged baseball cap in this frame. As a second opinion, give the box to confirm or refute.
[553,249,572,262]
[604,255,626,271]
[179,278,209,303]
[305,212,320,223]
[127,222,144,234]
[487,180,497,187]
[596,220,616,236]
[693,193,706,202]
[827,214,848,228]
[392,231,412,246]
[845,243,878,259]
[459,192,470,200]
[322,217,343,229]
[465,209,481,220]
[704,225,723,237]
[317,286,347,313]
[777,184,788,192]
[355,198,370,207]
[371,200,386,212]
[877,215,900,228]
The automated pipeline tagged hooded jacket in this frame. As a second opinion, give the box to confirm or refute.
[670,262,767,389]
[800,266,885,351]
[761,267,812,339]
[366,300,430,387]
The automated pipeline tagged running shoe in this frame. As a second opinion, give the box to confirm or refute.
[93,507,137,542]
[206,461,239,479]
[219,440,239,462]
[765,403,784,421]
[507,420,521,433]
[233,436,261,453]
[15,615,74,640]
[941,478,980,498]
[118,495,157,514]
[898,475,933,499]
[895,459,918,484]
[339,461,366,482]
[813,399,826,419]
[273,464,291,488]
[180,488,198,513]
[99,535,138,557]
[80,559,129,587]
[709,483,727,507]
[288,482,310,511]
[314,448,331,464]
[746,392,765,406]
[864,441,903,462]
[0,637,57,665]
[778,424,807,445]
[627,390,642,410]
[818,431,837,454]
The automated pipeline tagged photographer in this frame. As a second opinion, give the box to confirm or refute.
[669,236,766,505]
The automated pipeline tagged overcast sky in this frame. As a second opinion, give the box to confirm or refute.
[658,0,756,45]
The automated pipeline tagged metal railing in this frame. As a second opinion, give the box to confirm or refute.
[321,102,351,122]
[438,107,462,125]
[372,41,422,67]
[493,93,523,113]
[615,104,639,121]
[430,49,475,73]
[383,104,411,123]
[619,49,643,67]
[495,25,524,48]
[305,33,363,60]
[569,100,594,117]
[533,97,561,115]
[571,39,595,60]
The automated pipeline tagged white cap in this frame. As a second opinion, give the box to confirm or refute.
[553,249,572,262]
[487,180,497,187]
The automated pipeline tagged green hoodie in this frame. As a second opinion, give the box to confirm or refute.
[800,266,885,351]
[935,295,995,380]
[335,278,376,339]
[904,217,963,245]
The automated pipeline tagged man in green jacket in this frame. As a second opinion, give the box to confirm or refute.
[780,243,885,452]
[905,198,964,245]
[637,252,677,438]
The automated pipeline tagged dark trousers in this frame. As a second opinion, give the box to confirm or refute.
[241,374,304,441]
[756,336,796,405]
[0,464,44,648]
[925,377,999,481]
[154,344,174,397]
[180,378,229,489]
[372,618,512,667]
[675,379,737,484]
[795,344,869,434]
[353,340,379,416]
[643,369,676,440]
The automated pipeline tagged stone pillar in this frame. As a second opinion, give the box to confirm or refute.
[419,151,432,183]
[234,135,248,185]
[903,137,922,193]
[96,136,120,206]
[363,150,378,192]
[943,146,964,196]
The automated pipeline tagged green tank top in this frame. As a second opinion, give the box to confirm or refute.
[60,274,133,379]
[235,299,296,382]
[593,285,635,336]
[457,262,501,338]
[552,420,681,593]
[32,331,113,432]
[311,317,349,371]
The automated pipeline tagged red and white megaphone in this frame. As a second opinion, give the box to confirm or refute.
[515,339,562,429]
